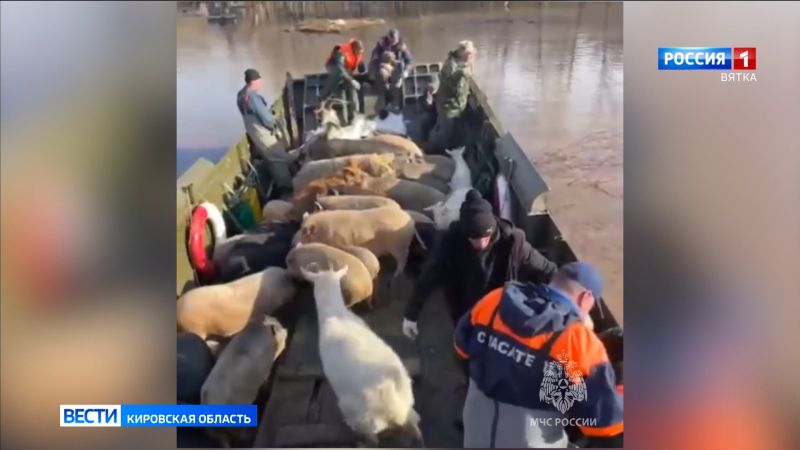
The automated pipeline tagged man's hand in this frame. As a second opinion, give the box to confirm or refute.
[350,79,361,90]
[402,318,419,340]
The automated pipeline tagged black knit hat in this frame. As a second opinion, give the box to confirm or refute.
[460,189,496,238]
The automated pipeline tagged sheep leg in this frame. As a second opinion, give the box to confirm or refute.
[343,413,380,447]
[391,247,409,278]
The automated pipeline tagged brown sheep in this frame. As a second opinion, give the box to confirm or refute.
[303,135,423,163]
[292,153,396,193]
[292,165,446,215]
[176,267,297,339]
[369,134,424,158]
[392,155,456,192]
[201,315,287,446]
[298,206,416,276]
[341,245,381,279]
[313,194,401,213]
[286,243,377,307]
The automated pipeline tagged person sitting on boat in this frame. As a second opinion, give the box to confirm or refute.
[320,38,365,123]
[425,40,476,154]
[236,68,292,195]
[373,51,404,114]
[402,189,557,339]
[454,263,624,448]
[368,28,413,80]
[419,74,440,142]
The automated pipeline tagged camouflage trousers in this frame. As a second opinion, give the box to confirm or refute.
[425,114,463,154]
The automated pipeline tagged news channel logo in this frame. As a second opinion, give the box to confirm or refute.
[60,404,258,427]
[658,47,757,82]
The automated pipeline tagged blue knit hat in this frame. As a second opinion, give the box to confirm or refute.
[560,262,604,300]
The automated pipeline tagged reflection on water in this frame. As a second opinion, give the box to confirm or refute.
[176,2,624,319]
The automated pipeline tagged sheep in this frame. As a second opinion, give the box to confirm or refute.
[298,205,417,276]
[201,316,287,405]
[299,263,423,447]
[393,155,455,182]
[201,315,287,447]
[293,165,446,215]
[313,194,401,213]
[211,222,299,283]
[286,243,377,307]
[176,267,297,339]
[292,153,396,194]
[423,187,472,230]
[177,333,216,405]
[303,135,423,164]
[261,200,294,224]
[369,134,423,160]
[446,146,472,190]
[341,245,381,280]
[400,210,432,228]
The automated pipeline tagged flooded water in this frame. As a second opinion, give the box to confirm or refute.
[177,2,623,321]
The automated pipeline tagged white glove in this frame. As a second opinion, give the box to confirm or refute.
[350,79,361,90]
[402,318,419,340]
[583,314,595,331]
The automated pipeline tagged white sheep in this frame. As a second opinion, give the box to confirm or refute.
[446,146,472,191]
[424,187,472,230]
[299,263,423,447]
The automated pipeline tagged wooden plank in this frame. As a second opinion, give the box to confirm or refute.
[274,423,356,448]
[253,379,318,448]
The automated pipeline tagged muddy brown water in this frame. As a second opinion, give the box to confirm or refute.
[177,2,623,322]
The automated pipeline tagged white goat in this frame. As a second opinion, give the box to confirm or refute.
[325,115,376,140]
[424,187,472,230]
[446,146,471,190]
[299,263,422,447]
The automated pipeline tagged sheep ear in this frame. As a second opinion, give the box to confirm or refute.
[302,211,310,221]
[313,201,323,212]
[445,148,453,156]
[299,262,320,280]
[333,264,349,280]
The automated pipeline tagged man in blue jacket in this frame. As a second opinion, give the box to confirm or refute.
[455,262,624,447]
[369,28,413,80]
[236,68,292,195]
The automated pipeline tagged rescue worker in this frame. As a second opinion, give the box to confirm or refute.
[419,74,439,142]
[236,68,292,195]
[402,189,557,339]
[373,51,403,114]
[425,40,476,154]
[320,38,365,122]
[454,263,624,447]
[369,28,413,79]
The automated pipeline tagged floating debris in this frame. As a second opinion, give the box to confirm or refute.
[290,17,386,34]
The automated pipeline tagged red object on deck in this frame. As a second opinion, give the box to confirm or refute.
[188,205,217,280]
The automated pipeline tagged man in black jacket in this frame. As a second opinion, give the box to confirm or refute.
[402,190,558,339]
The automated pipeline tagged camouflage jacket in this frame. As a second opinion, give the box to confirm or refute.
[436,51,472,118]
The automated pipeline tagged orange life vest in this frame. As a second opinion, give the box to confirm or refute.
[329,39,363,72]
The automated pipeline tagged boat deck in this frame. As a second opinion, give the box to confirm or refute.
[255,264,465,447]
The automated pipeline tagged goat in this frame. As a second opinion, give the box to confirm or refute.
[423,187,472,230]
[446,146,472,190]
[299,263,423,447]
